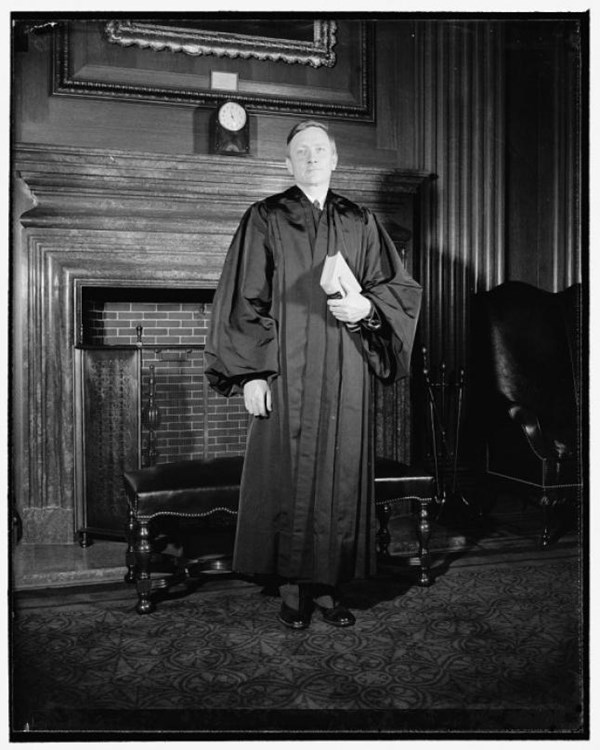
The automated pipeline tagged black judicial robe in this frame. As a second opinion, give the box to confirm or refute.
[205,186,422,586]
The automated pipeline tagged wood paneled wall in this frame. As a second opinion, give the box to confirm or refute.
[505,20,583,291]
[405,18,583,373]
[411,21,506,372]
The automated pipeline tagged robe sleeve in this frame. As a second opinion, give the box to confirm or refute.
[358,209,423,382]
[205,202,279,397]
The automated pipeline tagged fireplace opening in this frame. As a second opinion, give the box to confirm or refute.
[75,284,250,542]
[79,285,249,467]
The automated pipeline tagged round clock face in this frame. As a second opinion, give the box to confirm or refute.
[218,101,247,132]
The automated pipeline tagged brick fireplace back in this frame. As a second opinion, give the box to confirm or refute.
[82,287,249,464]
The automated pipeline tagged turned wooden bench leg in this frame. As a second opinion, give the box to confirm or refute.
[135,519,155,615]
[376,503,391,557]
[416,498,433,587]
[124,505,137,584]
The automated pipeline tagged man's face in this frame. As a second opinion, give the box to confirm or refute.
[285,127,338,193]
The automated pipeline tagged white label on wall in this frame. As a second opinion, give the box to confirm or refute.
[210,71,239,92]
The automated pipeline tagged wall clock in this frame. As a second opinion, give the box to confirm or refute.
[211,101,250,155]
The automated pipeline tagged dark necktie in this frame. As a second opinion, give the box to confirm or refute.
[310,199,322,231]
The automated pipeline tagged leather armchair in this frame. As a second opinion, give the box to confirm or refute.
[473,281,582,546]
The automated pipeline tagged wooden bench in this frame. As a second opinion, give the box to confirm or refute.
[373,457,436,588]
[124,455,435,614]
[123,456,243,614]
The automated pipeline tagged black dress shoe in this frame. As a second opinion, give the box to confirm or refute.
[278,600,312,629]
[316,603,356,627]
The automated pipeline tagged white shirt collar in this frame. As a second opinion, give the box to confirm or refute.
[298,187,328,209]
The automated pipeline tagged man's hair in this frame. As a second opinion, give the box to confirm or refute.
[286,120,336,152]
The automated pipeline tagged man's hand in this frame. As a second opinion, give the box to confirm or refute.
[327,279,372,324]
[243,379,272,418]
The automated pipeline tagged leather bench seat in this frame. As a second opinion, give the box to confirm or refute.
[374,457,436,503]
[124,455,243,520]
[124,455,434,520]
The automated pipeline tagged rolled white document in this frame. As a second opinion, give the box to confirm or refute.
[319,252,362,297]
[320,252,362,332]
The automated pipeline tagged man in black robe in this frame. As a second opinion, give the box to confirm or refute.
[205,120,422,629]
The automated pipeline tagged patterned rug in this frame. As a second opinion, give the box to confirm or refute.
[12,554,585,738]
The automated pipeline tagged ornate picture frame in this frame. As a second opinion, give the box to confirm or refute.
[52,19,374,121]
[104,19,338,68]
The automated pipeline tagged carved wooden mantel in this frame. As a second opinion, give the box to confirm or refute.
[13,143,431,544]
